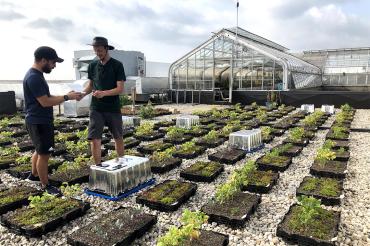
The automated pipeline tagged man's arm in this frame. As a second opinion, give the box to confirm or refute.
[82,80,93,95]
[93,80,124,98]
[37,91,82,107]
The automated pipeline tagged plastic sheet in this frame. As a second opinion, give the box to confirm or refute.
[321,105,335,114]
[229,129,262,151]
[300,104,315,113]
[176,115,199,129]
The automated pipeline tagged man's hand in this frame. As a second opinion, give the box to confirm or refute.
[92,90,106,98]
[67,91,83,101]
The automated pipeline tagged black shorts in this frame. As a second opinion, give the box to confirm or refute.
[26,123,55,155]
[88,110,123,140]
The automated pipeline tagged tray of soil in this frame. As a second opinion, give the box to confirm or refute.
[149,146,181,173]
[16,140,35,152]
[137,141,173,155]
[273,122,292,130]
[262,134,274,144]
[185,230,229,246]
[331,140,349,151]
[270,128,285,136]
[180,161,224,183]
[256,152,292,172]
[122,128,134,138]
[186,127,208,137]
[7,159,63,179]
[135,132,164,141]
[275,143,303,157]
[326,131,349,141]
[277,203,340,246]
[51,143,68,156]
[0,139,11,147]
[173,142,205,159]
[0,154,19,170]
[199,117,216,125]
[0,186,42,215]
[208,148,246,165]
[48,158,91,186]
[136,180,197,212]
[241,170,279,194]
[105,137,140,150]
[283,137,309,147]
[296,176,343,206]
[67,207,157,246]
[0,196,90,237]
[333,150,350,162]
[310,160,347,179]
[196,137,224,148]
[163,134,193,144]
[201,192,261,228]
[154,120,176,128]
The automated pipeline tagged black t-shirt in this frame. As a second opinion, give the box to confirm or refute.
[23,68,53,124]
[88,57,126,113]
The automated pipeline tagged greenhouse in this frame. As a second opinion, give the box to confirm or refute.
[169,27,322,99]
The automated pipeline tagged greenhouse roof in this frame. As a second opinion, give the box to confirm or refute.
[225,27,289,52]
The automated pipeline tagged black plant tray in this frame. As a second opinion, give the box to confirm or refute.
[7,160,64,180]
[273,123,291,130]
[196,138,224,148]
[12,130,28,138]
[173,147,205,159]
[135,132,165,141]
[137,142,173,155]
[282,138,309,147]
[271,128,285,136]
[208,148,246,165]
[0,140,11,147]
[201,192,261,229]
[105,138,140,150]
[277,144,303,157]
[296,177,343,206]
[200,118,216,125]
[122,129,134,138]
[256,156,292,172]
[310,160,347,179]
[0,200,90,237]
[241,172,279,194]
[0,159,15,170]
[326,133,349,141]
[163,135,193,144]
[334,151,350,162]
[150,158,182,174]
[331,140,349,151]
[186,129,208,137]
[49,167,90,186]
[187,230,229,246]
[276,204,340,246]
[0,187,42,215]
[17,142,35,152]
[136,180,197,212]
[52,144,67,156]
[180,163,224,183]
[67,207,157,246]
[262,135,274,144]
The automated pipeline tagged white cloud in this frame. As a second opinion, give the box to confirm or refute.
[0,0,369,80]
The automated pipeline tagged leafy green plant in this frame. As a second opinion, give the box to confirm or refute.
[0,146,20,157]
[66,140,89,156]
[166,126,186,139]
[289,127,305,142]
[76,128,88,141]
[55,132,74,143]
[229,111,239,120]
[15,154,32,165]
[203,130,219,142]
[261,126,272,138]
[119,95,131,107]
[60,183,82,197]
[56,156,90,174]
[135,122,155,136]
[331,126,348,139]
[296,196,321,224]
[0,117,11,128]
[302,115,317,127]
[340,103,352,112]
[152,147,176,162]
[139,101,155,119]
[315,148,336,164]
[322,140,335,150]
[177,141,197,153]
[0,131,13,141]
[256,108,267,122]
[157,209,208,246]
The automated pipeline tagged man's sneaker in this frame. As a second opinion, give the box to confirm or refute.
[43,184,62,196]
[26,173,40,182]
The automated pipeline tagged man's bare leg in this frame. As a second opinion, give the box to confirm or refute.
[114,138,124,157]
[31,151,39,176]
[36,154,50,186]
[91,139,102,164]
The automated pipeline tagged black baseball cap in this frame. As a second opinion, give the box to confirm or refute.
[34,46,64,63]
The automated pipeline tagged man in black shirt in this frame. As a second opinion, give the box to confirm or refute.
[23,46,82,195]
[81,37,125,166]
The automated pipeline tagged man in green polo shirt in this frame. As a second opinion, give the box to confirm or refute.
[81,37,125,166]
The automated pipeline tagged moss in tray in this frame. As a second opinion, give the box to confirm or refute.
[0,187,37,206]
[301,177,341,197]
[185,161,222,177]
[260,155,290,167]
[9,194,80,227]
[244,170,275,187]
[287,205,337,241]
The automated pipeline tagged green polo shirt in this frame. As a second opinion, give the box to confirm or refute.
[87,57,126,113]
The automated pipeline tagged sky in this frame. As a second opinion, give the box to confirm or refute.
[0,0,370,80]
